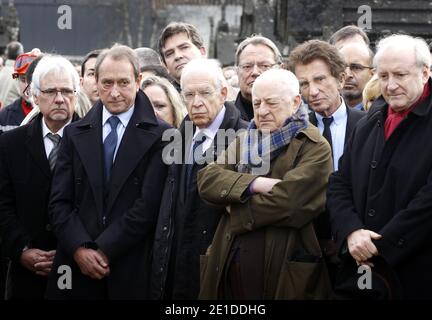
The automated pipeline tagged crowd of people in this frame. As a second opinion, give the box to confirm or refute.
[0,21,431,300]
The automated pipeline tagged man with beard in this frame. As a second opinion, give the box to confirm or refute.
[339,43,374,110]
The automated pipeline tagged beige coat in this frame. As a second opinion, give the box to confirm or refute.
[197,124,333,299]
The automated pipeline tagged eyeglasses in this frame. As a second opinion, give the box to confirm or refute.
[238,62,278,73]
[182,90,215,102]
[40,88,76,99]
[347,63,373,73]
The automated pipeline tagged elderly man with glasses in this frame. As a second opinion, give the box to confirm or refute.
[234,35,282,122]
[0,55,80,299]
[151,58,247,300]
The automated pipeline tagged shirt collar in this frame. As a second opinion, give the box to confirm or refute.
[102,105,135,128]
[42,117,71,138]
[315,98,347,126]
[193,105,226,141]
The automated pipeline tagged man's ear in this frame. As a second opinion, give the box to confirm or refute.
[338,72,346,90]
[136,73,143,91]
[220,86,228,102]
[421,65,430,84]
[200,46,207,57]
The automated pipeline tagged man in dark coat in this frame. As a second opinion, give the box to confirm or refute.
[46,45,169,299]
[0,55,80,299]
[151,59,247,300]
[288,40,365,284]
[234,35,283,122]
[327,34,432,299]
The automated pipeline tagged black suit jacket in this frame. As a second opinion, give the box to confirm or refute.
[309,104,365,262]
[151,100,248,299]
[46,90,170,299]
[0,112,79,299]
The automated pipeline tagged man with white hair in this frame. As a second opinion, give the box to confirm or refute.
[0,55,79,299]
[197,69,333,299]
[151,58,247,299]
[328,34,432,299]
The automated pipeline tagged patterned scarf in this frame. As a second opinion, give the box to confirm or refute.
[237,103,309,174]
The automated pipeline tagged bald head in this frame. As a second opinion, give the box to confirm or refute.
[252,69,302,132]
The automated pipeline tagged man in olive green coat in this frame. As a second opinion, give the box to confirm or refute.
[197,69,333,299]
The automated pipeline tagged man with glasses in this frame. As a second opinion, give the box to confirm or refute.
[339,43,374,110]
[151,59,247,300]
[0,55,80,299]
[288,40,365,286]
[46,45,169,299]
[0,50,41,134]
[234,35,282,121]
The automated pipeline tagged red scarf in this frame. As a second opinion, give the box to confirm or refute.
[21,99,32,116]
[384,83,430,140]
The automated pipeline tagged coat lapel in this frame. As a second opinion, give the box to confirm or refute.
[73,103,105,222]
[25,114,51,179]
[105,91,161,213]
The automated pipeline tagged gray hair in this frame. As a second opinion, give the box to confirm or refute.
[31,55,80,96]
[235,35,282,66]
[374,34,431,69]
[180,58,226,90]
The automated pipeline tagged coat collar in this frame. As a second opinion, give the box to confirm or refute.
[26,113,51,178]
[71,90,161,218]
[368,78,432,120]
[25,112,81,179]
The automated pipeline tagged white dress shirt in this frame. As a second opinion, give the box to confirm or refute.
[42,117,71,158]
[188,105,226,164]
[315,100,348,171]
[102,105,135,162]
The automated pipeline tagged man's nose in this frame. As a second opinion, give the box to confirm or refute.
[54,91,65,103]
[309,83,320,96]
[110,85,121,97]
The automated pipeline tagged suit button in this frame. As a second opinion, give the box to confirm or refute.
[220,190,228,197]
[202,230,207,235]
[45,224,52,231]
[368,209,376,217]
[370,161,378,169]
[397,238,405,247]
[134,177,139,185]
[225,233,231,240]
[163,226,168,231]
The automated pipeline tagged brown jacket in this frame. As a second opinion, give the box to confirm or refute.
[197,124,333,299]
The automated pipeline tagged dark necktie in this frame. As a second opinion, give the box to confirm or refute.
[104,116,120,184]
[322,116,334,153]
[185,135,207,189]
[47,133,61,171]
